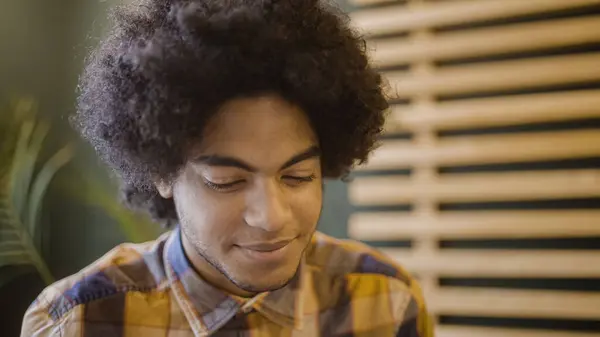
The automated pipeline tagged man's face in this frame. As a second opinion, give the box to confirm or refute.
[159,94,322,294]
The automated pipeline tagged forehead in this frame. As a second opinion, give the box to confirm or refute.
[192,95,318,164]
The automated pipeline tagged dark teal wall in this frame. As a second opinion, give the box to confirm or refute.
[1,2,127,335]
[1,0,130,279]
[319,181,352,239]
[0,0,73,116]
[316,0,357,240]
[47,0,132,278]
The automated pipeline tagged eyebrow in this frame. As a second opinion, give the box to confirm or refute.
[193,146,321,172]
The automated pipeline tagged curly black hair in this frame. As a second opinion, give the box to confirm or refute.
[73,0,388,227]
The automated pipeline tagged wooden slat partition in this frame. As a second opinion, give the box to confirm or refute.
[350,170,600,205]
[365,130,600,170]
[350,0,600,35]
[437,327,600,337]
[349,211,600,239]
[430,288,600,319]
[385,53,600,99]
[382,250,600,277]
[346,0,600,334]
[349,0,398,8]
[386,89,600,132]
[371,16,600,67]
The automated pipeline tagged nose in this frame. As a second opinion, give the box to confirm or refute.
[244,179,292,232]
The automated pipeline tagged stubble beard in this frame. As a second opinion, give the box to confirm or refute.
[181,225,301,294]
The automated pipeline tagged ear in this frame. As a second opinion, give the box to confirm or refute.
[155,180,173,199]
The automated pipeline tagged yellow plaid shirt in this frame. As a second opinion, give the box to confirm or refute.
[21,229,432,336]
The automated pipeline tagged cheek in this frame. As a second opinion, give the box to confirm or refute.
[174,172,244,245]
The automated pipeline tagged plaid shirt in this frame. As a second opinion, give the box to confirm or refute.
[21,229,432,336]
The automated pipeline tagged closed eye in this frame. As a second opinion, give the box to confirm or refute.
[203,179,245,192]
[282,174,316,185]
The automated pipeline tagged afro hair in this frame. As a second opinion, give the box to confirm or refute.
[73,0,389,227]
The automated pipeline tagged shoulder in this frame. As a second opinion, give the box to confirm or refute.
[305,232,431,335]
[306,231,415,285]
[21,234,170,335]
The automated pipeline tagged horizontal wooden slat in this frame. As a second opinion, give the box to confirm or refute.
[349,211,600,240]
[351,0,600,36]
[384,249,600,277]
[429,288,600,319]
[371,16,600,67]
[363,130,600,170]
[385,53,600,98]
[350,170,600,205]
[438,326,600,337]
[385,90,600,133]
[348,0,397,8]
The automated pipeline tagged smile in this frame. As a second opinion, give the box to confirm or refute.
[236,239,293,262]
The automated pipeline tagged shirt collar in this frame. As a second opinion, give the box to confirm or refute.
[164,228,305,335]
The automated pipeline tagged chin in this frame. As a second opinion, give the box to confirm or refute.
[229,266,298,293]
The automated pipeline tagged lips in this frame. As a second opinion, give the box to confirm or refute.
[240,240,292,252]
[236,239,294,263]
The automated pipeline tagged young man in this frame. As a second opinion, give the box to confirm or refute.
[22,0,431,336]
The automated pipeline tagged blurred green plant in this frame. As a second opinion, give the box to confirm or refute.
[0,98,73,286]
[0,98,162,287]
[63,175,162,244]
